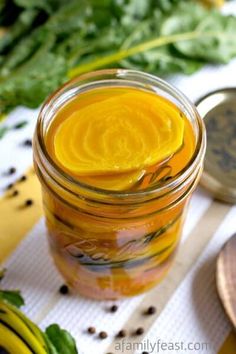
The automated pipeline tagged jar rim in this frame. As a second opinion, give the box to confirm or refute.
[34,68,206,201]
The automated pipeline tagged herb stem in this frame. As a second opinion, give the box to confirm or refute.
[68,30,219,77]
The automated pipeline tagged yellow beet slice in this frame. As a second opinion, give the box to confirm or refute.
[79,169,145,191]
[54,91,185,176]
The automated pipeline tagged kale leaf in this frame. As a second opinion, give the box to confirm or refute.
[0,0,235,117]
[161,2,236,63]
[0,34,68,114]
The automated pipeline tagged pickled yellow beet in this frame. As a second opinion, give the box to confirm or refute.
[53,90,185,176]
[80,169,145,191]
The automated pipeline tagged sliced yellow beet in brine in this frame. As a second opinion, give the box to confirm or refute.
[79,169,145,191]
[53,90,185,176]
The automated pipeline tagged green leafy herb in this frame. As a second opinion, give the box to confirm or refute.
[45,324,78,354]
[0,289,25,308]
[0,0,235,117]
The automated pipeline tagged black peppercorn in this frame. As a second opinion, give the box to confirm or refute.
[88,327,96,334]
[23,139,32,147]
[59,284,69,295]
[19,175,27,182]
[99,331,108,339]
[135,327,144,336]
[12,190,19,197]
[146,306,156,315]
[25,199,33,207]
[117,329,127,338]
[8,167,16,175]
[110,305,118,313]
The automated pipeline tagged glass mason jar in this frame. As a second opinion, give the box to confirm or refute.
[33,69,206,300]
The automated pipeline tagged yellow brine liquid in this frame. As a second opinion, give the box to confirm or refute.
[43,87,196,299]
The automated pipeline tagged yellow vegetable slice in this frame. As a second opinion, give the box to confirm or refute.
[79,169,145,191]
[54,90,184,176]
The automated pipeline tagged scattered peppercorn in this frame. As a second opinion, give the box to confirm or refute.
[59,284,69,295]
[25,199,33,207]
[8,167,16,175]
[19,175,27,182]
[117,329,127,338]
[99,331,108,339]
[6,183,13,190]
[88,327,96,334]
[146,306,156,315]
[12,190,19,197]
[135,327,144,336]
[23,139,32,147]
[110,305,118,313]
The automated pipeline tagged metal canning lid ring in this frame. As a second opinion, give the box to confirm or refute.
[196,88,236,204]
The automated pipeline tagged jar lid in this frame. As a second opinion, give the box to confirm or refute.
[196,88,236,204]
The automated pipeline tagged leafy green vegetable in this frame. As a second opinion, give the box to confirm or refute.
[0,28,48,76]
[14,0,66,14]
[0,9,39,53]
[161,3,236,63]
[70,2,236,76]
[0,289,25,308]
[0,34,67,114]
[69,31,206,77]
[0,0,235,117]
[45,324,78,354]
